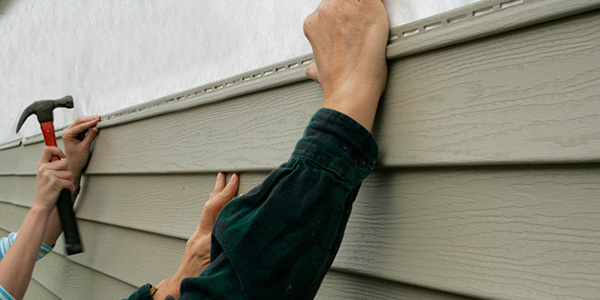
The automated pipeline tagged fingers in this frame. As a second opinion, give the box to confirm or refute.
[305,62,321,83]
[39,147,65,164]
[211,172,226,197]
[37,161,76,191]
[44,159,70,171]
[209,174,239,207]
[67,116,100,130]
[63,116,100,141]
[199,173,239,233]
[81,126,99,148]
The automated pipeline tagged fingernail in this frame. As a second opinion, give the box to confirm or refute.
[217,172,224,180]
[229,173,238,183]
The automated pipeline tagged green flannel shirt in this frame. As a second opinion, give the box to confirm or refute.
[127,108,378,300]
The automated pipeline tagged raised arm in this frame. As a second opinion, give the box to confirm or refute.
[127,1,389,299]
[304,0,389,131]
[0,147,75,300]
[42,116,99,247]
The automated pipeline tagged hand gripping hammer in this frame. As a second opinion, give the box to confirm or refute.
[16,95,83,255]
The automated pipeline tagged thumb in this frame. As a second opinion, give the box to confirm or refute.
[40,147,65,163]
[82,127,99,149]
[305,62,321,83]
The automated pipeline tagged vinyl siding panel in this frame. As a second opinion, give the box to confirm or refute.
[24,278,60,300]
[317,270,479,300]
[2,164,599,299]
[5,7,600,176]
[0,228,136,300]
[0,1,599,299]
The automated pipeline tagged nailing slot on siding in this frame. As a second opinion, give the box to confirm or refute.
[447,14,467,24]
[473,6,493,16]
[500,0,523,9]
[424,22,442,31]
[402,28,419,37]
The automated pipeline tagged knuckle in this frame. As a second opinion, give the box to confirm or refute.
[303,13,316,36]
[203,201,215,211]
[38,164,48,174]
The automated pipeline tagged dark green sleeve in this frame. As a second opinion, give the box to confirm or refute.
[123,284,153,300]
[177,108,378,300]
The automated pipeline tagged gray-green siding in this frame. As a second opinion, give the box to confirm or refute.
[0,0,599,299]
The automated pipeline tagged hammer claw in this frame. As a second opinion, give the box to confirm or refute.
[15,95,74,134]
[15,96,83,255]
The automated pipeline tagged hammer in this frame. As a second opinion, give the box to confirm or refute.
[16,95,83,255]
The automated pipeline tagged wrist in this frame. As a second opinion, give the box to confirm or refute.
[30,202,55,216]
[154,277,180,299]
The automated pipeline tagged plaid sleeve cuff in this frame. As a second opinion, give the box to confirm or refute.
[292,108,378,185]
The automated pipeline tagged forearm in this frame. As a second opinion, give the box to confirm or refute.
[181,109,377,299]
[0,205,52,300]
[322,91,381,132]
[42,178,79,247]
[42,208,62,247]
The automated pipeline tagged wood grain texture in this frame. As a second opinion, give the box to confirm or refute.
[0,147,23,175]
[76,173,265,239]
[6,165,596,299]
[0,203,181,288]
[0,202,27,231]
[5,9,588,175]
[387,0,600,59]
[24,278,60,300]
[0,175,35,207]
[85,81,321,174]
[318,270,478,300]
[51,219,184,288]
[0,228,136,300]
[0,4,598,300]
[335,165,600,300]
[0,140,62,175]
[377,10,600,167]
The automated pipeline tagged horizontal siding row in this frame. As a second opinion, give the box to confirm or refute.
[0,2,598,300]
[1,163,599,299]
[0,228,136,300]
[317,270,479,300]
[0,202,460,300]
[24,279,60,300]
[2,8,599,176]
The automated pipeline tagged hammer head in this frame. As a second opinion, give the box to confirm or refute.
[16,95,74,133]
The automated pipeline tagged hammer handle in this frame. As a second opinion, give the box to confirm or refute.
[56,189,83,255]
[40,122,84,255]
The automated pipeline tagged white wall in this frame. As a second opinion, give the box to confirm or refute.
[0,0,479,144]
